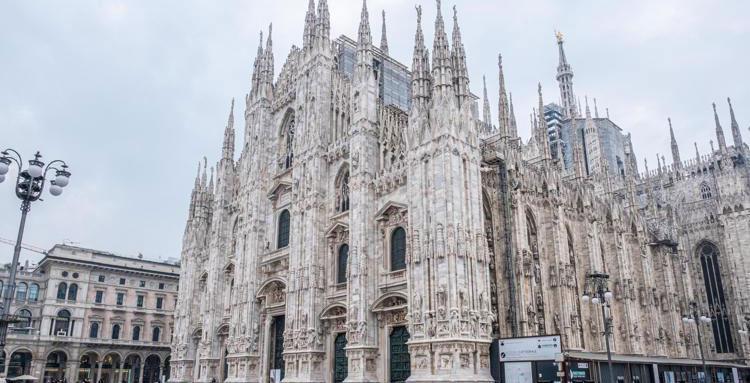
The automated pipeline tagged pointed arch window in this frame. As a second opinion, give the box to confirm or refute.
[68,283,78,301]
[337,244,349,284]
[281,113,295,170]
[698,242,734,353]
[700,182,712,200]
[335,169,350,213]
[390,227,406,271]
[56,282,67,300]
[277,209,291,249]
[15,282,27,301]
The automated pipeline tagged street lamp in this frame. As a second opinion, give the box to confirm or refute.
[681,301,713,383]
[0,149,71,347]
[581,272,615,383]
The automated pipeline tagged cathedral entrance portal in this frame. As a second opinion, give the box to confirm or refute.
[389,326,410,383]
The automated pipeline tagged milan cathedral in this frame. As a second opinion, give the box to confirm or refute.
[169,1,750,382]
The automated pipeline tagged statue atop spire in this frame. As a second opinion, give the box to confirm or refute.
[380,10,389,54]
[317,0,330,45]
[431,0,453,92]
[555,31,577,119]
[410,4,431,103]
[303,0,316,51]
[357,0,372,50]
[713,102,727,153]
[668,117,681,167]
[250,30,264,97]
[728,97,744,150]
[261,23,274,87]
[451,4,469,103]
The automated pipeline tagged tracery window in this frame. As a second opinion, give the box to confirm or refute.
[335,169,350,213]
[390,227,406,271]
[277,209,291,249]
[337,244,349,284]
[698,242,734,353]
[700,182,712,200]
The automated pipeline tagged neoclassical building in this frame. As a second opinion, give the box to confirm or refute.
[1,245,178,383]
[169,1,750,382]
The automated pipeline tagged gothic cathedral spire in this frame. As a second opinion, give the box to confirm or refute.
[482,75,492,133]
[713,102,728,153]
[380,10,389,54]
[538,83,552,161]
[728,97,744,150]
[222,99,235,160]
[410,5,431,104]
[668,117,681,167]
[497,54,510,137]
[303,0,316,51]
[431,0,453,94]
[451,5,469,104]
[555,31,577,119]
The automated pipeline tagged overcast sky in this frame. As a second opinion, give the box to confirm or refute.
[1,0,748,265]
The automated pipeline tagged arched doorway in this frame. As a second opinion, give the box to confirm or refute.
[389,326,410,383]
[8,350,33,378]
[101,353,122,383]
[142,355,161,383]
[44,351,68,381]
[78,352,100,382]
[124,355,142,383]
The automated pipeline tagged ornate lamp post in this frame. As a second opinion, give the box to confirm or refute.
[0,149,71,347]
[681,301,714,383]
[581,272,615,383]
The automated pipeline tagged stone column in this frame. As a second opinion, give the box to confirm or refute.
[96,361,103,383]
[138,362,145,383]
[261,314,271,383]
[118,362,126,383]
[67,360,79,383]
